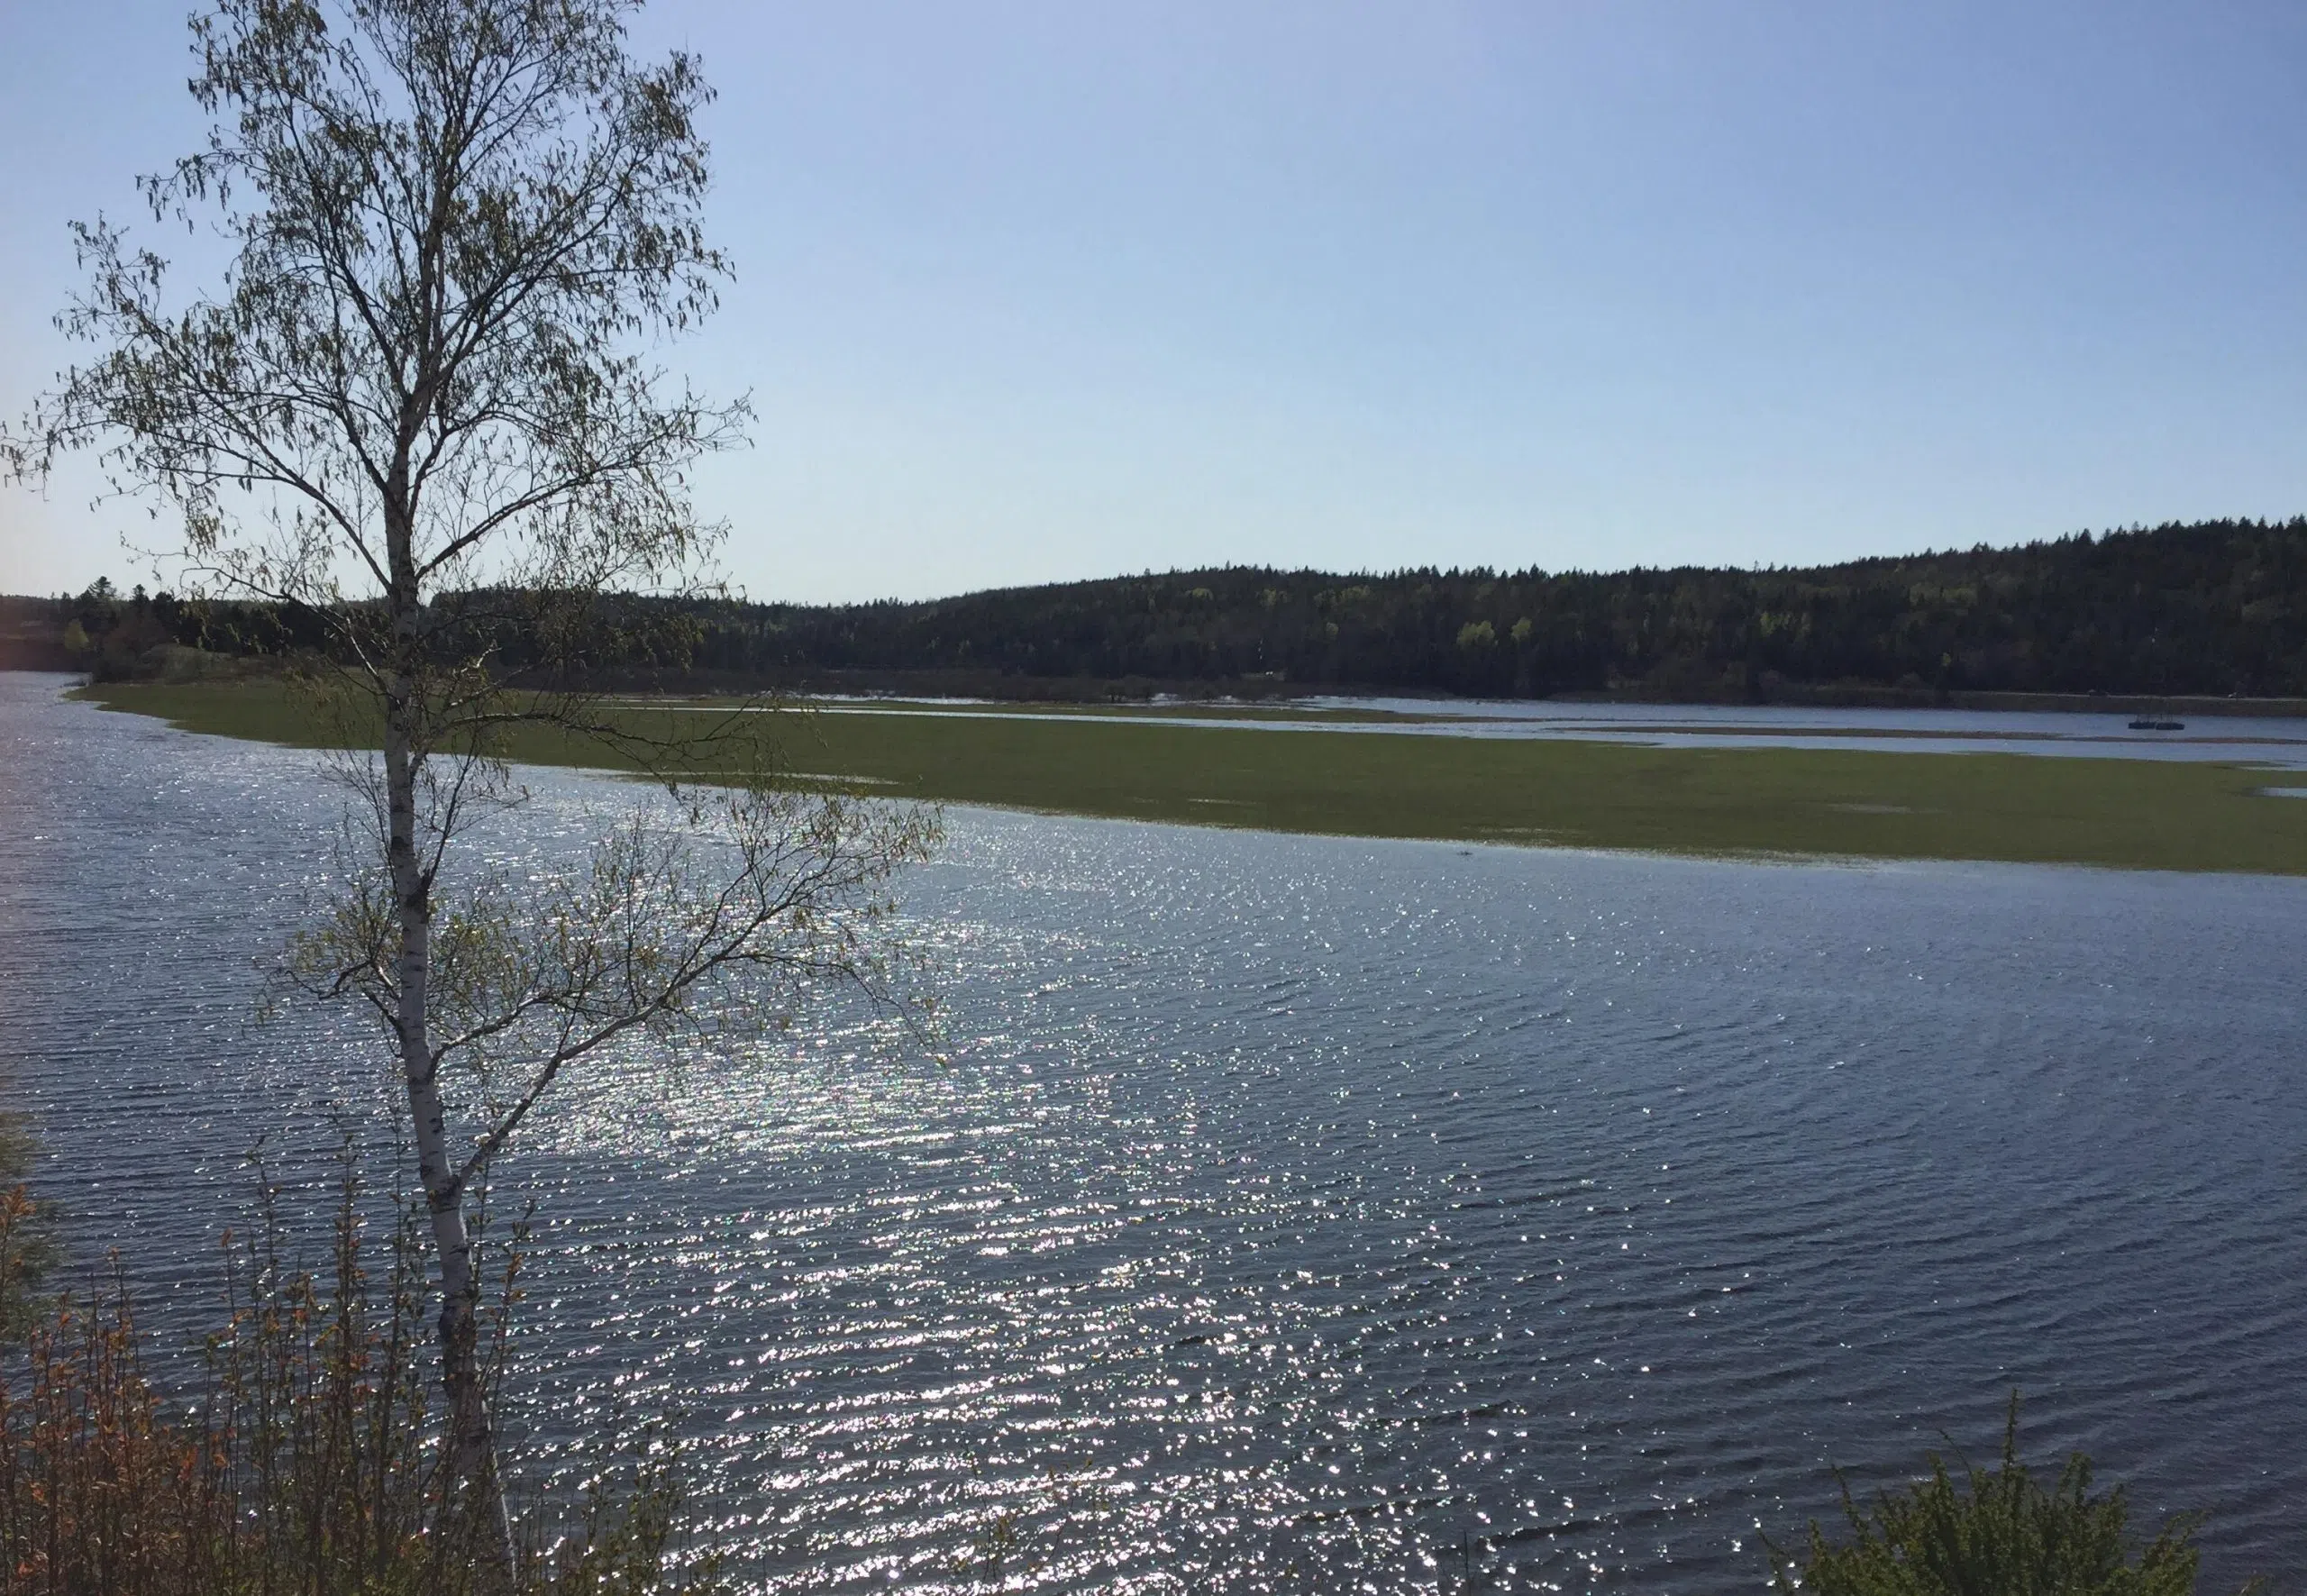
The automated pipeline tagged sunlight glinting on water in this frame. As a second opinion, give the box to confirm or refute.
[4,674,2303,1592]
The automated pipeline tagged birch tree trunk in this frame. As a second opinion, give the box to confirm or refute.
[385,676,515,1578]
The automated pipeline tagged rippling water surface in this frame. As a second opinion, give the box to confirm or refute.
[3,673,2302,1592]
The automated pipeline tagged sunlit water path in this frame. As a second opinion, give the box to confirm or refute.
[2,674,2302,1592]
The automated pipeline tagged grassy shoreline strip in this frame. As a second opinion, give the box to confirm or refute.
[72,679,2307,875]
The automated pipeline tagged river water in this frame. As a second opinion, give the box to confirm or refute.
[2,672,2302,1592]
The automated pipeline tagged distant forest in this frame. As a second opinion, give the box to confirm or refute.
[9,517,2307,702]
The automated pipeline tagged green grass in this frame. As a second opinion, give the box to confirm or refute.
[72,679,2307,875]
[756,696,1423,723]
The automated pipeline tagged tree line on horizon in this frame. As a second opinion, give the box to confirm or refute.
[11,515,2307,699]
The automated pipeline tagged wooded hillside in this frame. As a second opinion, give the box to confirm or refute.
[12,517,2307,700]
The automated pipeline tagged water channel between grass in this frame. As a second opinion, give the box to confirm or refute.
[73,679,2307,876]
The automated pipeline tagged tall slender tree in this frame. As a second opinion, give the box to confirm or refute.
[6,1,936,1580]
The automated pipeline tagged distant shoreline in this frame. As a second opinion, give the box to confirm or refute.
[15,516,2307,705]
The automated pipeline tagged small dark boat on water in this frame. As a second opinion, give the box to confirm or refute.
[2128,716,2185,731]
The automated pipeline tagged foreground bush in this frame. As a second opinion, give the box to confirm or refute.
[1774,1398,2248,1596]
[0,1164,712,1596]
[0,1117,56,1339]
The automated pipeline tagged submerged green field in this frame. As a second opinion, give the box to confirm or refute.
[73,680,2307,875]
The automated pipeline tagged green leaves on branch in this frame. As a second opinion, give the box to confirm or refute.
[7,0,747,634]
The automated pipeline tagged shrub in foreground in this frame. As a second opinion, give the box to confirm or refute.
[0,1164,713,1596]
[1774,1398,2251,1596]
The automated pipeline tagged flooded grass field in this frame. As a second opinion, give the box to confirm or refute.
[74,679,2307,874]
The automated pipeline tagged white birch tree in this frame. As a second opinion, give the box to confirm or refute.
[5,0,937,1581]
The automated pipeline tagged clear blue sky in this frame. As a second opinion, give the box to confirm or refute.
[5,1,2306,603]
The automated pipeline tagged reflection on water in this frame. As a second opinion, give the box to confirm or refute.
[3,673,2303,1591]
